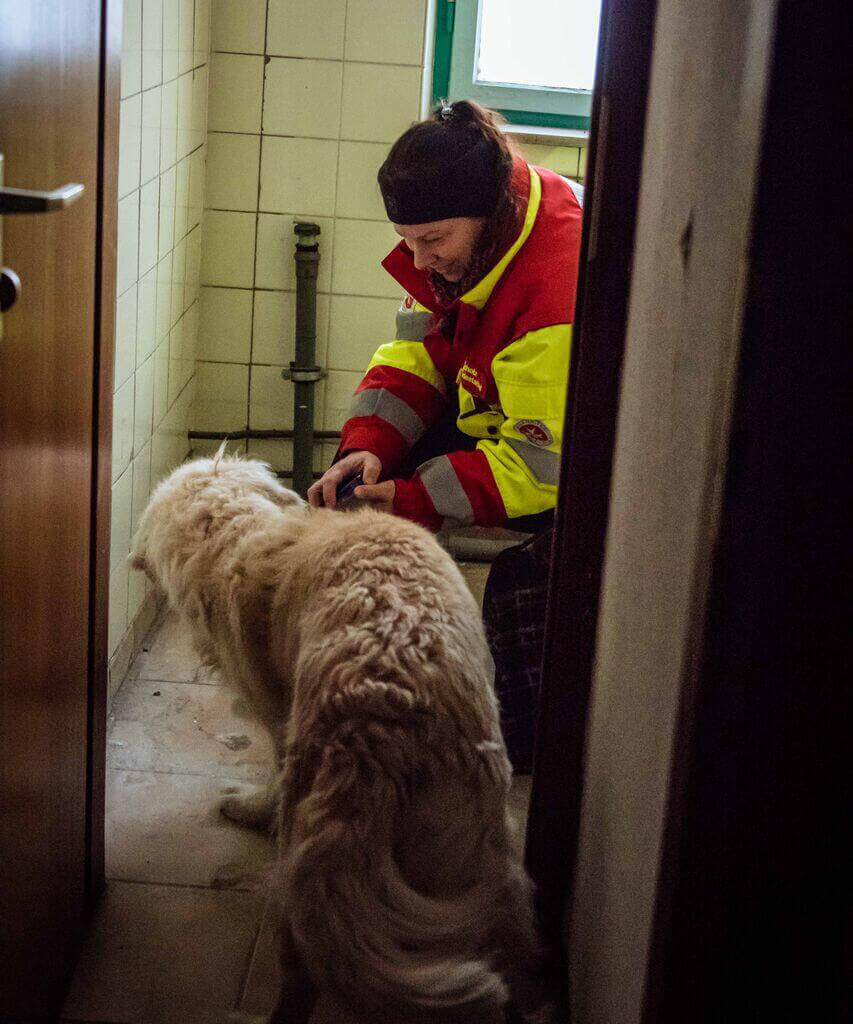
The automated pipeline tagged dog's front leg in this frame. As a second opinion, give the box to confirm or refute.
[220,782,276,831]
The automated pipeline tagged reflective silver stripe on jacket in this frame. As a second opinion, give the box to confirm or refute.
[348,388,425,447]
[417,455,474,527]
[506,438,561,485]
[566,178,585,208]
[395,306,433,342]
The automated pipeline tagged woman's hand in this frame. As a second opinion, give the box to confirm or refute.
[307,451,383,509]
[351,479,396,514]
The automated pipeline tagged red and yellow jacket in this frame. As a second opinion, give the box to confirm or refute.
[339,158,584,531]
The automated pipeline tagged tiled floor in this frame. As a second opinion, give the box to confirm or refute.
[63,562,532,1024]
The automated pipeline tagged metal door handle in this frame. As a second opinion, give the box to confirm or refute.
[1,267,21,312]
[0,182,85,214]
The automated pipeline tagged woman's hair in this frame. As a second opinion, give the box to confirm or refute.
[377,100,519,226]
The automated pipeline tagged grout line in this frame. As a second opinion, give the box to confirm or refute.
[211,50,423,72]
[205,206,386,223]
[206,126,399,146]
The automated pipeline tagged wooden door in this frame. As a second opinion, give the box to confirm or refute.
[0,2,117,1018]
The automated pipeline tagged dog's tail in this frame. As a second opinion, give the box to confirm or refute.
[280,689,510,1023]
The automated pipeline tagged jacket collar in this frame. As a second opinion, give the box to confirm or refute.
[381,158,542,314]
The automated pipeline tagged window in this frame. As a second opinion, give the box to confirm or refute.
[432,0,602,130]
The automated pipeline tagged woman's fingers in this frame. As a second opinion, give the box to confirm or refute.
[308,452,383,509]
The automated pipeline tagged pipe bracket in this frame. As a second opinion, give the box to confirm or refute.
[282,363,326,383]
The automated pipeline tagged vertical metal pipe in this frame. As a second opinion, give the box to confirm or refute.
[286,221,323,497]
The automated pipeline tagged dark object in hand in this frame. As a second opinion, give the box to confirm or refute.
[335,471,364,504]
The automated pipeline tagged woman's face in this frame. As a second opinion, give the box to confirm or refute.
[393,216,486,282]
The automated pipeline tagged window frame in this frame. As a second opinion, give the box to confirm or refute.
[431,0,594,131]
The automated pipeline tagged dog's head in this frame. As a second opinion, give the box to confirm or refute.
[129,446,304,590]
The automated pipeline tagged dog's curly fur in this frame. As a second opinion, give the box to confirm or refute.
[130,452,548,1024]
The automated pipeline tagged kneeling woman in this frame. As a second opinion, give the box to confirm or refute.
[309,100,584,768]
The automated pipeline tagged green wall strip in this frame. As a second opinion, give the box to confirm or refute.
[432,0,454,104]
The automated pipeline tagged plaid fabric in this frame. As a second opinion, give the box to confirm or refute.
[483,529,554,774]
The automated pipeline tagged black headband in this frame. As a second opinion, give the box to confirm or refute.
[377,126,502,225]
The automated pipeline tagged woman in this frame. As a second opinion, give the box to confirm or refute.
[309,100,584,769]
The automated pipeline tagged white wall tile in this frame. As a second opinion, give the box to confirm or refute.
[139,176,160,276]
[122,0,143,98]
[171,236,187,326]
[167,315,185,405]
[267,0,346,60]
[140,85,162,184]
[185,226,202,308]
[255,214,334,292]
[191,437,248,459]
[335,141,387,219]
[327,294,399,372]
[117,190,140,296]
[178,0,195,74]
[111,0,209,655]
[152,336,170,425]
[188,145,206,228]
[158,165,176,260]
[209,53,264,133]
[112,374,135,482]
[518,142,581,179]
[136,266,158,366]
[131,441,152,538]
[249,364,297,430]
[134,351,155,452]
[198,286,253,362]
[246,438,292,473]
[155,252,173,342]
[142,0,163,88]
[160,77,178,171]
[252,289,330,367]
[211,0,267,54]
[194,362,249,430]
[201,210,256,287]
[115,284,138,389]
[162,0,181,82]
[119,94,142,198]
[127,561,147,623]
[259,137,338,217]
[110,466,134,573]
[262,58,342,139]
[322,369,362,431]
[190,66,209,148]
[193,0,211,67]
[246,438,327,474]
[177,71,195,159]
[340,63,421,143]
[183,299,199,361]
[109,561,130,657]
[331,218,399,298]
[344,0,426,66]
[205,132,260,211]
[174,155,191,240]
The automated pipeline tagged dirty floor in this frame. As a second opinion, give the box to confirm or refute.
[62,564,532,1024]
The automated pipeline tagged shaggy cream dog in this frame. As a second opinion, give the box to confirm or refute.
[130,451,548,1024]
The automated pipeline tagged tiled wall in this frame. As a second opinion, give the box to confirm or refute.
[194,0,430,472]
[110,0,210,677]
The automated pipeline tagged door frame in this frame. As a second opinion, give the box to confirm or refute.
[524,0,659,999]
[85,0,120,909]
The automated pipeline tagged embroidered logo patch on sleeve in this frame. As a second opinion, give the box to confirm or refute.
[515,419,554,447]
